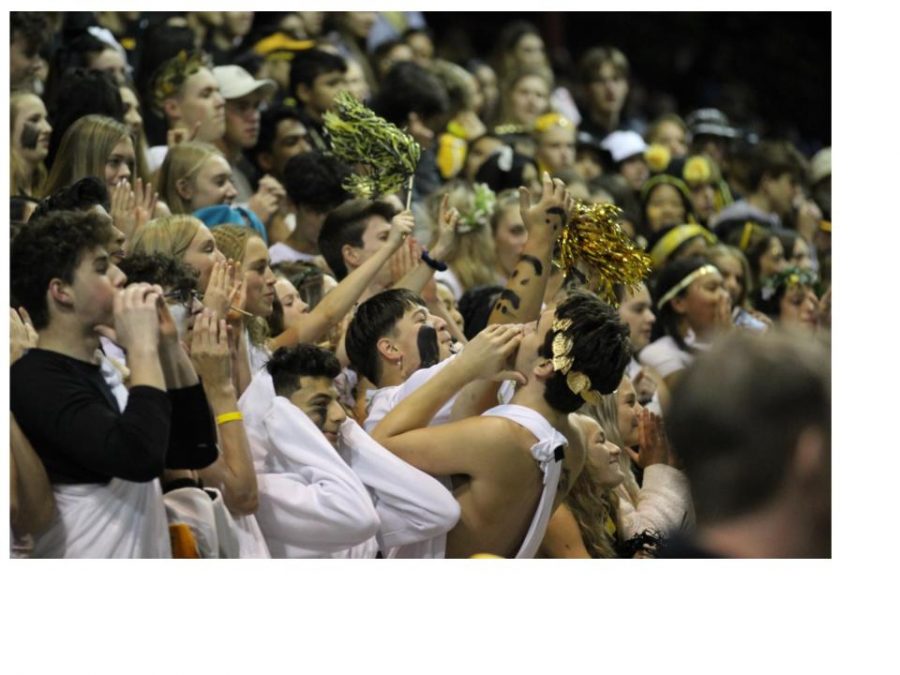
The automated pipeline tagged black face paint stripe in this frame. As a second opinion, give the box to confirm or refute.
[416,324,440,369]
[20,122,40,150]
[498,289,521,310]
[519,254,543,276]
[546,206,567,225]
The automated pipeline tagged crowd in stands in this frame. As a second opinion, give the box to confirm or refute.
[9,11,831,559]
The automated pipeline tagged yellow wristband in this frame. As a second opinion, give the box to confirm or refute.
[216,411,243,425]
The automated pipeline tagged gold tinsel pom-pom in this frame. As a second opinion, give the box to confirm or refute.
[645,143,671,174]
[323,91,421,199]
[556,201,653,306]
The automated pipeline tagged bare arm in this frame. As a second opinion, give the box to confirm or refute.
[487,172,572,326]
[269,210,415,349]
[372,324,523,443]
[393,195,458,294]
[190,311,258,515]
[451,174,573,420]
[10,414,55,538]
[540,504,592,558]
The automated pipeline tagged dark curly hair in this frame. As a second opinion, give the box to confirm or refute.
[345,288,425,386]
[371,61,449,126]
[32,176,110,221]
[11,209,113,330]
[11,13,50,55]
[538,290,631,413]
[267,343,342,398]
[117,252,199,299]
[282,151,352,214]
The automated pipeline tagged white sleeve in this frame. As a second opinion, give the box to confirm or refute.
[340,420,460,549]
[616,464,694,539]
[255,399,380,555]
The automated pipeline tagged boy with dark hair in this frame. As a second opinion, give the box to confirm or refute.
[249,104,311,182]
[32,176,126,266]
[317,197,400,285]
[288,48,348,150]
[269,151,352,265]
[10,210,218,557]
[711,140,807,231]
[236,344,458,558]
[662,329,830,558]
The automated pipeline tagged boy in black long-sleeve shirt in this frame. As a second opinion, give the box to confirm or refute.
[10,210,217,557]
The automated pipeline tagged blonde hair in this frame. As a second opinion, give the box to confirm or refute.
[426,180,498,291]
[592,391,642,504]
[155,141,223,215]
[211,225,269,345]
[565,453,620,558]
[10,91,48,197]
[130,214,203,261]
[41,114,129,198]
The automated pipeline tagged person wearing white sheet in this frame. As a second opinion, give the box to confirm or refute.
[240,344,459,558]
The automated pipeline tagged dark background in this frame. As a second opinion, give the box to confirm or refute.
[426,11,831,153]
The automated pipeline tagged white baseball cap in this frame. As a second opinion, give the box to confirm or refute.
[601,130,648,163]
[213,65,277,101]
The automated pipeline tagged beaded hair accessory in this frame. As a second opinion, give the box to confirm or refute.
[151,50,209,113]
[550,317,602,406]
[456,183,497,234]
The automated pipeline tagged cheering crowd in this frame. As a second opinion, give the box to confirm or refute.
[9,11,831,558]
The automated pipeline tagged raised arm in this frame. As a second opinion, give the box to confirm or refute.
[190,310,259,516]
[269,210,415,350]
[393,194,458,294]
[451,173,573,421]
[488,172,572,326]
[372,323,524,475]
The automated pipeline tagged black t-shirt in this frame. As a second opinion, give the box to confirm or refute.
[11,348,217,484]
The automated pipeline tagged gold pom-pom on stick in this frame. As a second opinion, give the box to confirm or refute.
[323,91,421,206]
[556,201,652,306]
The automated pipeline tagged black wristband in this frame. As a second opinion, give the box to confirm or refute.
[421,248,448,272]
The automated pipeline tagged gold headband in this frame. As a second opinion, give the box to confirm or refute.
[533,112,575,133]
[550,317,601,406]
[649,224,717,269]
[657,264,719,310]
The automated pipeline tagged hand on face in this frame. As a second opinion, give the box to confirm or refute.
[457,322,527,385]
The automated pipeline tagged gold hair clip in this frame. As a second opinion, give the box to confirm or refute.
[550,316,600,404]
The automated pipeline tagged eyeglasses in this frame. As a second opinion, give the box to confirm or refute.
[163,287,254,318]
[164,288,203,307]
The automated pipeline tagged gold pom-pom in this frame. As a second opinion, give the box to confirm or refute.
[323,91,421,199]
[555,201,653,306]
[645,143,671,173]
[683,155,712,186]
